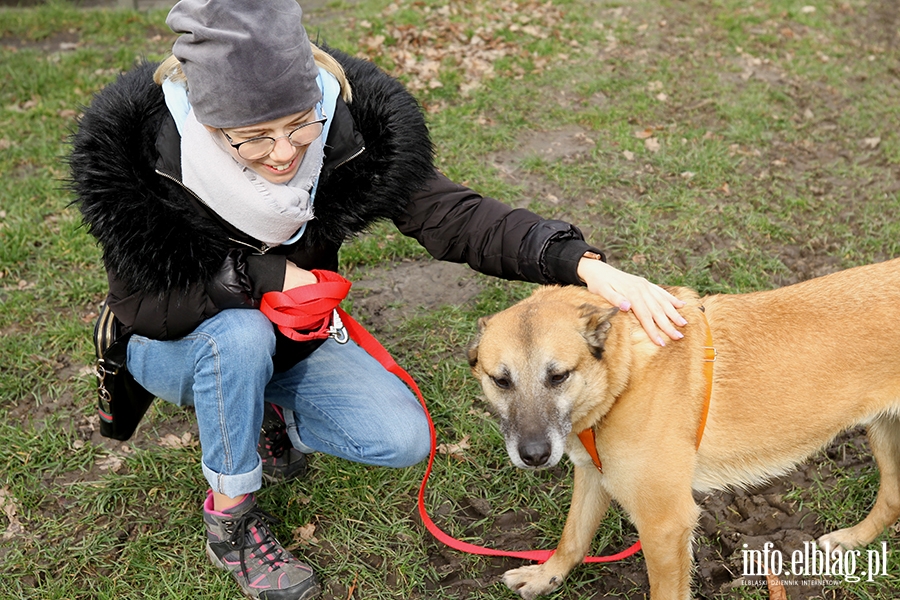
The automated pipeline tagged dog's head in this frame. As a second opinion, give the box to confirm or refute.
[467,286,622,469]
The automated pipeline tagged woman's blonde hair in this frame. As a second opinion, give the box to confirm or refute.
[153,42,352,104]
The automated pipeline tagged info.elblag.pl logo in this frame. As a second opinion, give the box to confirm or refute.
[742,541,890,583]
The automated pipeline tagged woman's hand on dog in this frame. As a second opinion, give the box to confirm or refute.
[577,258,687,346]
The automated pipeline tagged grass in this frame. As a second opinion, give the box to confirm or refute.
[1,0,899,598]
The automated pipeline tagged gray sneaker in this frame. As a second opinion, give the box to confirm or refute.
[204,493,320,600]
[259,403,309,484]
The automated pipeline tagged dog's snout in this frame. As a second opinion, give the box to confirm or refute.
[518,440,552,467]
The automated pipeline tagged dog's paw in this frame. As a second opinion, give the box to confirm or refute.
[817,529,864,552]
[503,565,564,600]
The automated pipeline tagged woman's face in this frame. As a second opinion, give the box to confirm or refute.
[210,109,320,184]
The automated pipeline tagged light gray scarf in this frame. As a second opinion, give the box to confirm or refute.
[181,107,323,246]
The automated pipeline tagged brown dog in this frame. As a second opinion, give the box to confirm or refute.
[467,258,900,600]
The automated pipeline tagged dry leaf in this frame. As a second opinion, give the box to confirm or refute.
[293,523,318,545]
[644,137,661,152]
[766,573,788,600]
[97,454,124,472]
[758,560,788,600]
[862,137,881,149]
[622,150,635,161]
[346,574,358,600]
[634,128,654,139]
[437,435,471,456]
[0,486,25,540]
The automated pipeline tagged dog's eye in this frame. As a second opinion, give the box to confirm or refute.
[491,376,511,390]
[549,372,570,386]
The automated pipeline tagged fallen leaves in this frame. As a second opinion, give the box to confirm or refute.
[355,0,569,98]
[634,128,662,153]
[96,454,124,472]
[158,432,197,449]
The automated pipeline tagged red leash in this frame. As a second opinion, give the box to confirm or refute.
[261,271,642,564]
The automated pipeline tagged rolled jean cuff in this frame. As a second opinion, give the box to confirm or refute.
[202,455,263,498]
[282,408,316,454]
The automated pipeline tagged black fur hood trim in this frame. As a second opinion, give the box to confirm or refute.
[69,48,434,294]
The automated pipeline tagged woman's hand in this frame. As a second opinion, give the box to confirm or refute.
[577,256,687,346]
[283,260,318,291]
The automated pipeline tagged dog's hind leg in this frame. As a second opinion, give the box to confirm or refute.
[503,466,609,600]
[818,413,900,551]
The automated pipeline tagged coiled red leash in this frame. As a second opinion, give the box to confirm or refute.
[260,270,642,564]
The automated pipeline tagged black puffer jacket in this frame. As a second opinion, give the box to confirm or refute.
[70,47,594,366]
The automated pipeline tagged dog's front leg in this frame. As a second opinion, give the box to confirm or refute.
[503,465,609,599]
[627,489,698,600]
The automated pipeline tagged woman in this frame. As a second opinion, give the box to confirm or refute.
[70,1,685,598]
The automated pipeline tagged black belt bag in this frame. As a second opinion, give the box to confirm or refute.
[93,302,154,441]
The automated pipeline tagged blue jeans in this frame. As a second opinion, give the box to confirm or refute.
[127,309,430,498]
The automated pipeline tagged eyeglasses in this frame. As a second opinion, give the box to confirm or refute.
[221,115,328,160]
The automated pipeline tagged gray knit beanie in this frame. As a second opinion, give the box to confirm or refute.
[167,0,322,128]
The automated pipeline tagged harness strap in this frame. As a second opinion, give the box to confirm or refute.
[578,305,715,470]
[696,307,716,447]
[260,272,641,564]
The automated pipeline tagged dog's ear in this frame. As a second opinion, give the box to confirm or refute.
[466,315,492,368]
[578,304,619,359]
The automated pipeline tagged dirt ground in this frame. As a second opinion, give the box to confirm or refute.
[5,0,898,598]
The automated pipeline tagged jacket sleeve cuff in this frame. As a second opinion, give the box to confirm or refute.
[543,239,606,286]
[246,254,287,299]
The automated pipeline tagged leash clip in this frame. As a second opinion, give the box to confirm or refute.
[329,309,349,344]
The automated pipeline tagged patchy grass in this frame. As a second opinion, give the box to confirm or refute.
[1,0,899,599]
